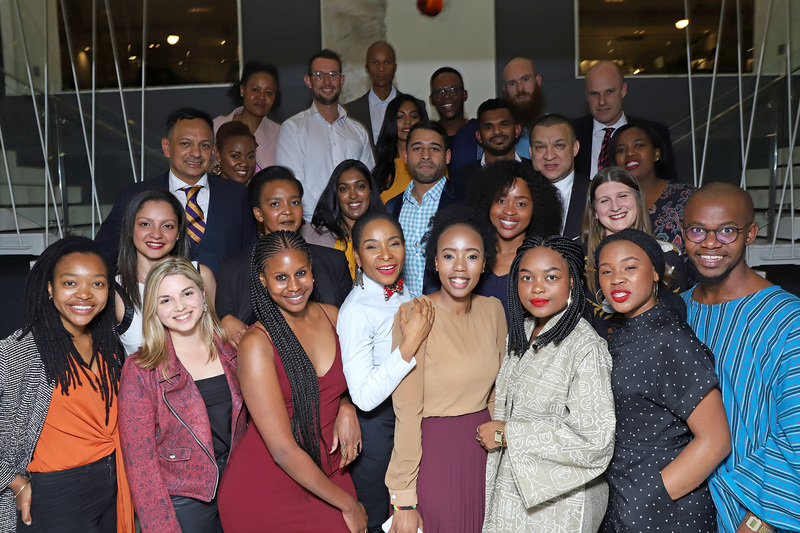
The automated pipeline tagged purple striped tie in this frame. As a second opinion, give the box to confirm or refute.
[597,127,615,171]
[181,185,206,244]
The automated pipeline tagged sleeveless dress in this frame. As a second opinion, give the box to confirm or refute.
[217,309,357,532]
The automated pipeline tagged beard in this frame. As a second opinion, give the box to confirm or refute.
[510,92,543,127]
[483,137,515,157]
[696,263,736,285]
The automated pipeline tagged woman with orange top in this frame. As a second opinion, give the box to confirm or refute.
[0,236,133,532]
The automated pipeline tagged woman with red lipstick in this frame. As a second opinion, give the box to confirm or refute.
[213,121,257,185]
[119,257,244,533]
[611,122,695,251]
[214,61,281,170]
[115,190,216,355]
[596,229,730,532]
[338,211,435,532]
[480,235,615,532]
[302,159,385,279]
[372,94,429,203]
[468,160,563,320]
[387,206,506,533]
[582,167,686,338]
[217,231,368,533]
[0,236,134,532]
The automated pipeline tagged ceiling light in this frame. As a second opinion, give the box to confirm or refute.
[167,34,180,45]
[675,19,689,29]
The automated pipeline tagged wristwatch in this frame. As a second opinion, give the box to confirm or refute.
[744,513,775,533]
[494,422,506,446]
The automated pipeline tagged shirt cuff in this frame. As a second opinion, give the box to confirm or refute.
[386,347,416,382]
[389,489,418,507]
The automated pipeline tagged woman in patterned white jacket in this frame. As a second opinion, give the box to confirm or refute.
[478,235,616,532]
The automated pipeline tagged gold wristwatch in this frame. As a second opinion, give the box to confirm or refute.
[494,422,506,446]
[744,513,775,533]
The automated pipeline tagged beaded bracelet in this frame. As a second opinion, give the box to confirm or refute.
[392,504,417,511]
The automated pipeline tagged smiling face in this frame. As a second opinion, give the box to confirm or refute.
[337,168,371,225]
[132,200,179,262]
[530,123,579,183]
[434,224,485,301]
[305,57,343,106]
[355,218,405,286]
[598,240,659,318]
[396,100,422,143]
[477,108,520,157]
[613,127,660,182]
[405,128,450,184]
[217,135,257,185]
[155,273,205,335]
[259,249,314,315]
[489,178,533,242]
[594,181,639,235]
[48,252,109,337]
[430,72,466,120]
[517,246,572,329]
[161,118,213,186]
[240,72,277,118]
[253,179,303,233]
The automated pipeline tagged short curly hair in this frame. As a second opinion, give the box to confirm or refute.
[423,204,497,273]
[467,160,563,238]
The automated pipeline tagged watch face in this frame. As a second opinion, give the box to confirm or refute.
[745,516,762,531]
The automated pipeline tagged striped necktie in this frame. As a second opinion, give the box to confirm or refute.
[181,185,206,244]
[597,127,615,172]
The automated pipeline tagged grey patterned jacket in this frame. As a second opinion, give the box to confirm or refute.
[0,330,53,532]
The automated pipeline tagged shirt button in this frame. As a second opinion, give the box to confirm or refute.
[169,453,176,459]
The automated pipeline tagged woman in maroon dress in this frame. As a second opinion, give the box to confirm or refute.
[217,231,367,533]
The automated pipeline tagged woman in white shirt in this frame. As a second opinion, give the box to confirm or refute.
[337,211,434,533]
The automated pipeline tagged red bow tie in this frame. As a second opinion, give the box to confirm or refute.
[384,278,404,300]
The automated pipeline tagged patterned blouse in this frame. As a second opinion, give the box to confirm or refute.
[648,182,696,252]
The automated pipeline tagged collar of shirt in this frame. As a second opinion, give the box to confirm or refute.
[360,271,408,300]
[310,102,348,125]
[403,176,447,208]
[552,170,575,199]
[592,113,627,135]
[480,151,522,166]
[368,86,397,106]
[169,171,209,194]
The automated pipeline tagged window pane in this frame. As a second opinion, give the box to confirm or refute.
[57,0,239,90]
[578,0,755,76]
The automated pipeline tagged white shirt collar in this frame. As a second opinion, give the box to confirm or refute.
[480,151,522,167]
[592,113,627,134]
[168,171,208,193]
[552,170,575,197]
[361,270,406,298]
[368,86,397,105]
[311,102,348,123]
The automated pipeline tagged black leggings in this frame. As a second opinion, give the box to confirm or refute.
[17,453,117,533]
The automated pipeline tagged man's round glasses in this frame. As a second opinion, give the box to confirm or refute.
[431,87,464,100]
[684,222,752,244]
[310,71,341,81]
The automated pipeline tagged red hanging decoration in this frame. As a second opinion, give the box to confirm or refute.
[417,0,443,17]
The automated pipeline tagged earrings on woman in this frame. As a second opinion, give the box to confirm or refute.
[211,162,222,176]
[354,265,364,288]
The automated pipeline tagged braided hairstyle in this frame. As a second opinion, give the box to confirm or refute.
[19,236,122,423]
[507,235,587,356]
[250,230,326,468]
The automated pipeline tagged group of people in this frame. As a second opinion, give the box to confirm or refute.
[1,40,799,533]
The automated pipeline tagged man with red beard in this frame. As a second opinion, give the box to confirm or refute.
[502,57,544,160]
[277,49,375,221]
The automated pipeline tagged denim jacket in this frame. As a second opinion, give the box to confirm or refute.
[118,332,246,533]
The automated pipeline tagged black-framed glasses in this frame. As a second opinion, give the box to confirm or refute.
[684,222,753,244]
[310,71,342,81]
[431,86,464,100]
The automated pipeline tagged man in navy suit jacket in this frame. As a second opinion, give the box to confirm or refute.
[572,60,675,181]
[385,121,464,296]
[94,108,256,276]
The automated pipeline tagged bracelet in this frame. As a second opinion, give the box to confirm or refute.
[14,479,29,498]
[392,504,417,511]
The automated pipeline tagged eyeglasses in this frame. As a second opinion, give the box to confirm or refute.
[431,87,464,100]
[310,71,342,81]
[683,222,753,244]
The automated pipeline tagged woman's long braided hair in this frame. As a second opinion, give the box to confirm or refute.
[19,236,122,423]
[507,235,588,356]
[250,230,326,468]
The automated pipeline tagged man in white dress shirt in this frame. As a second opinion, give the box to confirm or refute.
[345,41,403,150]
[530,114,588,241]
[276,49,375,220]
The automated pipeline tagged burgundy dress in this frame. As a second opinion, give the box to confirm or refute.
[217,317,357,532]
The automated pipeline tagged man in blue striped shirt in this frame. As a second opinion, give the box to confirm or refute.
[682,182,800,533]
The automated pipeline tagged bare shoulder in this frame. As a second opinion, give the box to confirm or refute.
[317,302,339,325]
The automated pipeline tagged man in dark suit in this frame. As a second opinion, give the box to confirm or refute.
[345,41,402,151]
[386,121,463,296]
[215,166,351,348]
[572,60,675,181]
[530,114,588,241]
[94,108,256,276]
